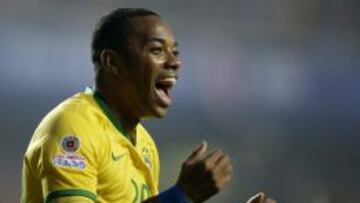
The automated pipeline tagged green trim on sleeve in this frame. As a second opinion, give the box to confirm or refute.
[45,189,96,203]
[89,88,129,139]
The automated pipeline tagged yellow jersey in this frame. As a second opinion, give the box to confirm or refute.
[22,88,160,203]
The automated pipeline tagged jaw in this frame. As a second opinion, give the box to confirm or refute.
[140,101,169,119]
[151,105,169,118]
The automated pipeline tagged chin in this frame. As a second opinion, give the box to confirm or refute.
[154,107,169,118]
[146,105,169,119]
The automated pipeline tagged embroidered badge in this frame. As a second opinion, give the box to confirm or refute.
[61,135,80,154]
[53,154,86,170]
[53,135,85,169]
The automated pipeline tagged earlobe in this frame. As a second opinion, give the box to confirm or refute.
[100,49,122,75]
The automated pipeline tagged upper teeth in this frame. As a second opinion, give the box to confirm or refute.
[158,77,177,85]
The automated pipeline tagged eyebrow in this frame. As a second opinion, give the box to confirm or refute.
[148,37,178,47]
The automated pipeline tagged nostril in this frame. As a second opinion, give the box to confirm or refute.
[165,60,181,70]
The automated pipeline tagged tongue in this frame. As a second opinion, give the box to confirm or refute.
[156,87,171,106]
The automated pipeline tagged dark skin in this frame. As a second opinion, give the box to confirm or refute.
[94,15,275,203]
[96,15,180,143]
[245,192,277,203]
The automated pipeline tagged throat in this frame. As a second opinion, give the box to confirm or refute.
[113,110,139,146]
[94,87,140,146]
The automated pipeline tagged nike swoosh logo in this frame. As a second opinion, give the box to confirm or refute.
[112,152,127,161]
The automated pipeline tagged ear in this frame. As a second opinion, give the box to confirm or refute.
[99,49,125,75]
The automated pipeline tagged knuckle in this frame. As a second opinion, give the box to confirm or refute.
[218,175,231,188]
[204,161,213,171]
[223,154,230,162]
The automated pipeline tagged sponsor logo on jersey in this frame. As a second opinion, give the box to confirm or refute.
[112,152,127,161]
[61,135,80,154]
[53,154,86,170]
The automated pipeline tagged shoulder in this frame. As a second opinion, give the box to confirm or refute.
[35,93,102,137]
[26,93,106,160]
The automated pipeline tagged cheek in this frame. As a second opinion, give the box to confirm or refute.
[133,54,164,95]
[135,66,155,97]
[143,57,163,83]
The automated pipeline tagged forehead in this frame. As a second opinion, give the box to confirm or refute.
[127,15,176,45]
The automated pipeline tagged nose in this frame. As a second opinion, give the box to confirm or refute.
[165,51,181,70]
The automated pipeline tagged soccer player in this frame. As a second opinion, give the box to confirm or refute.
[22,8,275,203]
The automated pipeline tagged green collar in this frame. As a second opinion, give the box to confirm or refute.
[88,87,129,139]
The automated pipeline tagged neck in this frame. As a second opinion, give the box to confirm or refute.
[95,85,139,144]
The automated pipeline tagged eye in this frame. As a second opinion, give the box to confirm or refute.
[150,47,164,55]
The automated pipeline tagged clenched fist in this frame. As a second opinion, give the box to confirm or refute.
[176,141,233,203]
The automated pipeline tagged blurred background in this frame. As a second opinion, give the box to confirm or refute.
[1,0,359,202]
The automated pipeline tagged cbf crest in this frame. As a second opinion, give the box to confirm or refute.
[142,147,152,170]
[61,135,80,154]
[52,135,86,170]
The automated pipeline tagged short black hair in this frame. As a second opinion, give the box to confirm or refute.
[91,8,160,64]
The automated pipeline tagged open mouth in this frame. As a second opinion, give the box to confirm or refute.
[154,76,177,106]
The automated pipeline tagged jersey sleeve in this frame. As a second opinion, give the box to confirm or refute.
[49,196,94,203]
[36,110,99,202]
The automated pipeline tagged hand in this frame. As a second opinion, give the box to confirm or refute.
[176,141,232,203]
[246,192,276,203]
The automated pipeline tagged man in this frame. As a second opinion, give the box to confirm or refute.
[22,8,275,203]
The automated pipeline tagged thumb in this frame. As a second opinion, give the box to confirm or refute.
[186,141,207,163]
[265,198,276,203]
[246,192,265,203]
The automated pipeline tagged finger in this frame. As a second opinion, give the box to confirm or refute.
[265,198,276,203]
[215,154,231,168]
[246,192,265,203]
[187,141,207,163]
[214,155,232,175]
[215,173,232,188]
[203,149,224,164]
[220,162,233,176]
